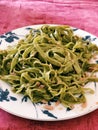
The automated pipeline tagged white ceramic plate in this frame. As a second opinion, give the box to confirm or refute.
[0,24,98,121]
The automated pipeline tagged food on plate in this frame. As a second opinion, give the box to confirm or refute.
[0,25,98,108]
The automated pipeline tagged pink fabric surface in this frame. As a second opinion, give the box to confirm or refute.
[0,0,98,130]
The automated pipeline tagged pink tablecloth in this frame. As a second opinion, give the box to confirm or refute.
[0,0,98,130]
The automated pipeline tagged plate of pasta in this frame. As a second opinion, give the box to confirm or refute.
[0,24,98,121]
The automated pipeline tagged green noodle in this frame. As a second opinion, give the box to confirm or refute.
[0,25,98,108]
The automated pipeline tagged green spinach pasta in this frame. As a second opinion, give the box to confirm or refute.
[0,25,98,108]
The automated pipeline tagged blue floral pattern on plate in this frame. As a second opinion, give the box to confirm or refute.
[0,32,19,43]
[0,25,98,121]
[0,88,17,102]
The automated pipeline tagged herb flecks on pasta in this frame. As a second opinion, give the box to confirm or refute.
[0,25,98,108]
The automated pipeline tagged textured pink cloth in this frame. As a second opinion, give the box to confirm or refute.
[0,0,98,130]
